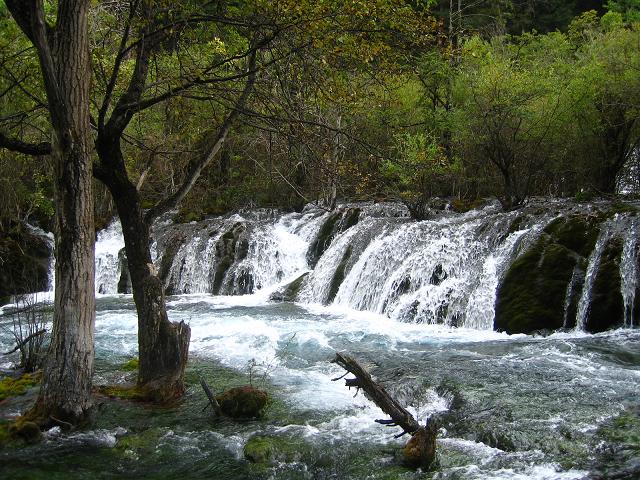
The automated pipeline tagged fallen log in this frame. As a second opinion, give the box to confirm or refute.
[331,352,436,469]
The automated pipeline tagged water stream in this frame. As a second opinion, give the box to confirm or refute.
[1,201,639,479]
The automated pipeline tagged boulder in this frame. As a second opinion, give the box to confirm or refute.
[216,385,268,418]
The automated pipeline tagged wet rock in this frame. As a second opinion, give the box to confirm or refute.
[307,207,360,267]
[216,385,268,418]
[212,223,246,294]
[430,264,447,286]
[495,215,601,334]
[158,230,186,292]
[116,248,132,294]
[269,272,309,302]
[243,435,307,464]
[584,237,624,333]
[8,420,42,444]
[327,245,352,303]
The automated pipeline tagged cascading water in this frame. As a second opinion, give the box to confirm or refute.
[94,219,125,294]
[575,220,614,331]
[620,215,639,327]
[91,201,640,332]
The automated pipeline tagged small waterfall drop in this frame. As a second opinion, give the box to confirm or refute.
[620,216,639,327]
[575,221,613,330]
[94,219,125,294]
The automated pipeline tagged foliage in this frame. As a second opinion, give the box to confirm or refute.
[1,1,640,226]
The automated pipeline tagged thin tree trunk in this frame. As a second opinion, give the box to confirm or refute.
[95,140,190,402]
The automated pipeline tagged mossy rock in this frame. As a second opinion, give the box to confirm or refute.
[97,384,144,401]
[243,435,309,464]
[495,214,609,334]
[212,223,246,294]
[7,419,41,444]
[115,428,166,454]
[495,239,582,334]
[0,372,41,401]
[326,245,352,303]
[592,407,640,479]
[0,229,51,299]
[158,231,186,292]
[543,215,602,258]
[216,385,268,418]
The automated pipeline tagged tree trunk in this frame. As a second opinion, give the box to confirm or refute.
[95,140,190,402]
[6,0,96,426]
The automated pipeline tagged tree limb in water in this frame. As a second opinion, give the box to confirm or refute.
[3,328,46,355]
[331,352,420,435]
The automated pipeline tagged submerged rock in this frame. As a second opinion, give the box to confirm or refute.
[216,385,268,418]
[243,434,309,464]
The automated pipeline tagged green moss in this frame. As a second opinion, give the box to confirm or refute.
[495,238,581,333]
[543,215,602,257]
[269,272,309,302]
[308,212,342,266]
[598,411,640,453]
[97,384,144,400]
[608,201,639,215]
[451,198,486,213]
[174,209,204,223]
[244,435,309,464]
[0,373,41,401]
[115,428,165,454]
[307,208,360,267]
[121,358,139,372]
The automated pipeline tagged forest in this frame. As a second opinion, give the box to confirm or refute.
[0,1,639,479]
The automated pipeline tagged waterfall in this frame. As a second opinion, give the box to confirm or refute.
[90,201,639,332]
[94,219,125,294]
[562,266,581,328]
[219,213,311,294]
[575,222,613,331]
[620,216,639,327]
[325,207,538,328]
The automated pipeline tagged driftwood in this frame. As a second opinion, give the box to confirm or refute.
[199,375,222,416]
[331,352,436,469]
[2,329,47,355]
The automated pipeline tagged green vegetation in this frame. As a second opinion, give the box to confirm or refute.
[0,1,637,231]
[0,373,40,401]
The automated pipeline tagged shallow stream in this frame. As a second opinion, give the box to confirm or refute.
[2,293,638,479]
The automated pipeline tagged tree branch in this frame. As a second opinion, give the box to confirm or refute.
[144,47,258,223]
[0,130,51,156]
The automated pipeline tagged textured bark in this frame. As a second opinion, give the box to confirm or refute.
[95,139,190,402]
[6,0,95,425]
